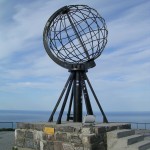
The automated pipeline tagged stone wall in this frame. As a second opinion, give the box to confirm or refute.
[14,122,130,150]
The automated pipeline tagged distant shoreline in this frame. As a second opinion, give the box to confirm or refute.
[1,110,150,130]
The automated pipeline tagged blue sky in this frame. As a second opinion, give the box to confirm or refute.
[0,0,150,112]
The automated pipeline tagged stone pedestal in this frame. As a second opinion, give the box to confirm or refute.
[14,122,131,150]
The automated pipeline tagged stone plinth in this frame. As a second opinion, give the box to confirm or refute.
[14,122,131,150]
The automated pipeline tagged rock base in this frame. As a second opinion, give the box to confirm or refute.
[14,122,131,150]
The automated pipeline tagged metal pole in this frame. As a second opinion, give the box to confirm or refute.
[57,76,74,124]
[85,74,108,123]
[48,73,73,122]
[67,87,74,121]
[74,71,82,122]
[81,74,93,115]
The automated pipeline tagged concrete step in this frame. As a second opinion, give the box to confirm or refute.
[125,134,144,145]
[114,135,145,148]
[129,140,150,150]
[107,129,135,138]
[117,129,135,138]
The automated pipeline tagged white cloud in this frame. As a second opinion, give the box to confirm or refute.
[0,0,150,111]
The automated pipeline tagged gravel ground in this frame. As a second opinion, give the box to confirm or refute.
[0,131,15,150]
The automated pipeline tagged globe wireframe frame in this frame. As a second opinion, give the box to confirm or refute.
[43,5,108,69]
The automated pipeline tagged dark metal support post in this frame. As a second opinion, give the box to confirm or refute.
[74,71,82,122]
[85,74,108,123]
[67,87,74,121]
[48,73,73,122]
[57,76,74,124]
[49,70,108,124]
[81,74,93,115]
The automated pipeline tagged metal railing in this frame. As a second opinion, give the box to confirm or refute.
[109,122,150,130]
[129,122,150,130]
[0,121,150,130]
[0,122,16,130]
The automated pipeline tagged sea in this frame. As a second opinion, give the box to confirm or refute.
[0,110,150,129]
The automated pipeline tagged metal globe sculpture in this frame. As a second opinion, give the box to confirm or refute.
[43,5,108,124]
[43,5,108,69]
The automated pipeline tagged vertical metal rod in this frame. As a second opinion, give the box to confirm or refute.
[57,76,74,124]
[74,71,82,122]
[67,86,74,121]
[81,74,93,115]
[48,73,73,122]
[85,74,108,123]
[66,13,90,59]
[73,75,76,122]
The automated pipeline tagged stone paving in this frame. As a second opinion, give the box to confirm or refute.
[0,131,15,150]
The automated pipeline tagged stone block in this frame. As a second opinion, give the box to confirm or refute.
[40,140,44,150]
[120,124,131,129]
[106,125,118,132]
[74,126,81,134]
[62,143,74,150]
[70,134,82,144]
[17,123,32,129]
[54,141,63,150]
[84,142,105,150]
[15,129,26,139]
[25,130,34,139]
[34,130,44,141]
[16,138,25,147]
[34,140,40,150]
[82,127,94,134]
[45,134,55,141]
[106,124,130,132]
[72,143,84,150]
[17,123,27,129]
[94,126,106,134]
[82,134,102,145]
[55,126,75,132]
[43,141,54,150]
[55,132,68,142]
[24,138,34,149]
[34,123,45,131]
[74,146,84,150]
[28,123,35,129]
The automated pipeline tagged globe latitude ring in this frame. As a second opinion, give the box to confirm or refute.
[43,5,108,70]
